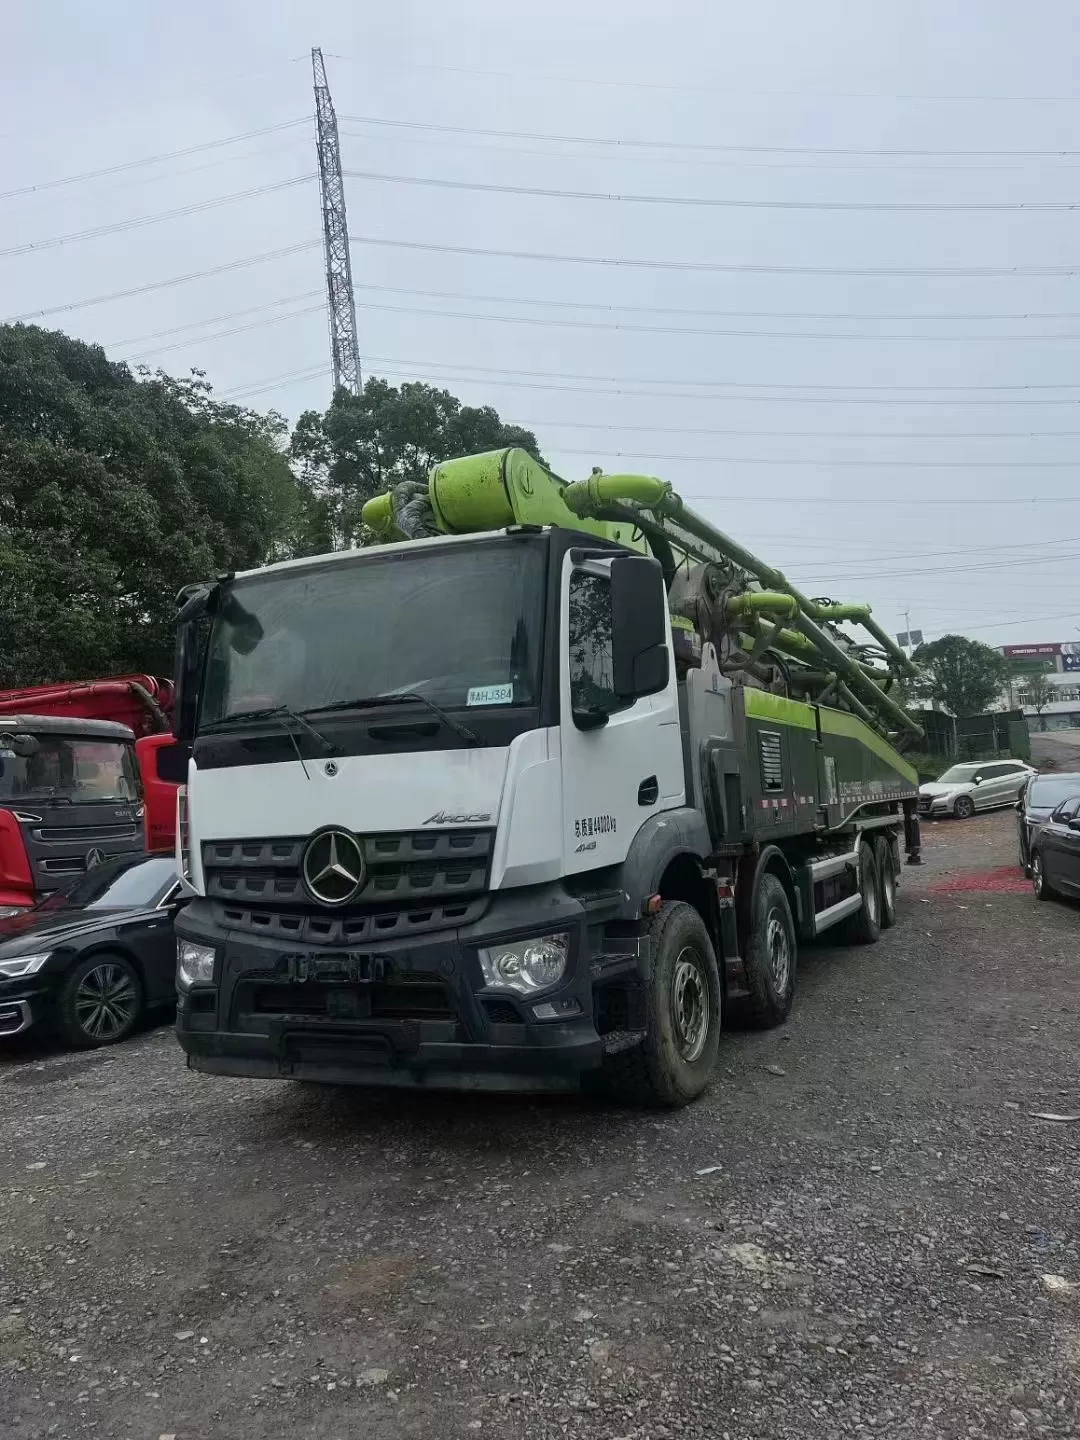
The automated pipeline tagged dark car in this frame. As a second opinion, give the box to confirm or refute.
[1017,772,1080,875]
[0,854,184,1048]
[1031,796,1080,903]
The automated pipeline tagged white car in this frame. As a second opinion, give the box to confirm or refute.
[918,759,1036,821]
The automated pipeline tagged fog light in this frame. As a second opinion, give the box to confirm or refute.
[532,998,582,1021]
[177,939,215,990]
[478,932,569,996]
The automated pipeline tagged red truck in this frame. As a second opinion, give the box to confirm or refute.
[0,677,178,913]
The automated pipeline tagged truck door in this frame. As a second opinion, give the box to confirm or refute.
[558,555,683,876]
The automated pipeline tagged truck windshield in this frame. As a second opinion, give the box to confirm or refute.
[0,738,140,804]
[199,540,547,725]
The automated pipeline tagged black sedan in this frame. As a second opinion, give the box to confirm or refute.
[0,854,183,1048]
[1031,794,1080,903]
[1017,771,1080,875]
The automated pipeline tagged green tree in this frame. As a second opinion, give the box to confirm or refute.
[1022,664,1057,730]
[0,325,304,686]
[290,378,543,551]
[912,634,1011,717]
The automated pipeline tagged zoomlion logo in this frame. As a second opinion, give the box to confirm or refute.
[424,810,491,825]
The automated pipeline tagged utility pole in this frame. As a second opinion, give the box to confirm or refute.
[312,47,361,396]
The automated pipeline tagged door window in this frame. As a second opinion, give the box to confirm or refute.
[568,571,620,721]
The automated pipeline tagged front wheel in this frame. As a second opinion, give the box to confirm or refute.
[953,795,976,820]
[1032,851,1056,903]
[1019,832,1031,877]
[602,900,721,1108]
[58,953,144,1049]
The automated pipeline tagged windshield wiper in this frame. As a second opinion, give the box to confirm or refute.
[307,693,484,748]
[206,704,337,755]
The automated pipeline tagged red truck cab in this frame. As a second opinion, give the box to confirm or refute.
[0,715,147,914]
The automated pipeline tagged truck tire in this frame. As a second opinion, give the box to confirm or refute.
[843,844,881,944]
[602,900,721,1108]
[873,834,897,930]
[742,872,797,1028]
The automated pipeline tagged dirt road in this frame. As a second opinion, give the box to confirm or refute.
[3,810,1079,1439]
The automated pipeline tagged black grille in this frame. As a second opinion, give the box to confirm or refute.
[917,797,933,814]
[34,821,139,843]
[243,976,454,1021]
[202,829,494,914]
[216,894,488,943]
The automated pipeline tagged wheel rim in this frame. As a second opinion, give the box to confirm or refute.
[1032,856,1043,896]
[75,963,137,1040]
[670,947,710,1063]
[765,908,791,994]
[956,798,973,819]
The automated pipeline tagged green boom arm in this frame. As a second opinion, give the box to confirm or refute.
[362,448,924,744]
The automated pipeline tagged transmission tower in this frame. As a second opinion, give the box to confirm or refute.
[312,47,361,395]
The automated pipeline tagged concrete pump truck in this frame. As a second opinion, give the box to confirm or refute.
[167,448,923,1106]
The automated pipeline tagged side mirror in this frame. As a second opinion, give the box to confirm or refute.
[972,775,983,786]
[173,585,214,745]
[1069,818,1080,833]
[1,732,40,759]
[154,741,190,786]
[610,555,671,702]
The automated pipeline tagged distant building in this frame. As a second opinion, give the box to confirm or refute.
[999,643,1080,730]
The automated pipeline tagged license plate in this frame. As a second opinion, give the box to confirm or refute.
[286,953,386,984]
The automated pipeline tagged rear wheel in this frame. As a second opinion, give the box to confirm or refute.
[1031,850,1056,902]
[843,844,881,944]
[953,795,975,820]
[742,872,797,1028]
[873,835,898,930]
[602,901,721,1108]
[58,953,144,1049]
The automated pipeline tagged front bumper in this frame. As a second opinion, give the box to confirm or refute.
[0,998,33,1037]
[176,884,637,1092]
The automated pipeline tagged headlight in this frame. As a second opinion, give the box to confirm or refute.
[177,940,216,990]
[478,933,569,996]
[0,952,51,979]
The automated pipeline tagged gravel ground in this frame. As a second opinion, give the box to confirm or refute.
[2,809,1079,1439]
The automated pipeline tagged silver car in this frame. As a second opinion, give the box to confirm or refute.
[918,759,1037,821]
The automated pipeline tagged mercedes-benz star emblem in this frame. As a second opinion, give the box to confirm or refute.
[301,828,366,906]
[85,847,106,870]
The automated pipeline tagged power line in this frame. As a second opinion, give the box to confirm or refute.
[543,444,1080,469]
[339,113,1080,163]
[349,233,1080,280]
[0,119,310,202]
[340,122,1080,176]
[344,165,1080,214]
[328,52,1080,106]
[4,242,321,323]
[220,363,331,402]
[106,291,324,348]
[354,295,1080,344]
[365,359,1080,408]
[1,176,316,259]
[494,414,1080,442]
[123,302,326,362]
[350,279,1080,326]
[359,350,1080,395]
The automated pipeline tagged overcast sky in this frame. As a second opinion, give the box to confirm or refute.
[3,0,1080,649]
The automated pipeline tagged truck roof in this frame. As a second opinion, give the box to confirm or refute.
[232,527,512,582]
[0,714,136,742]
